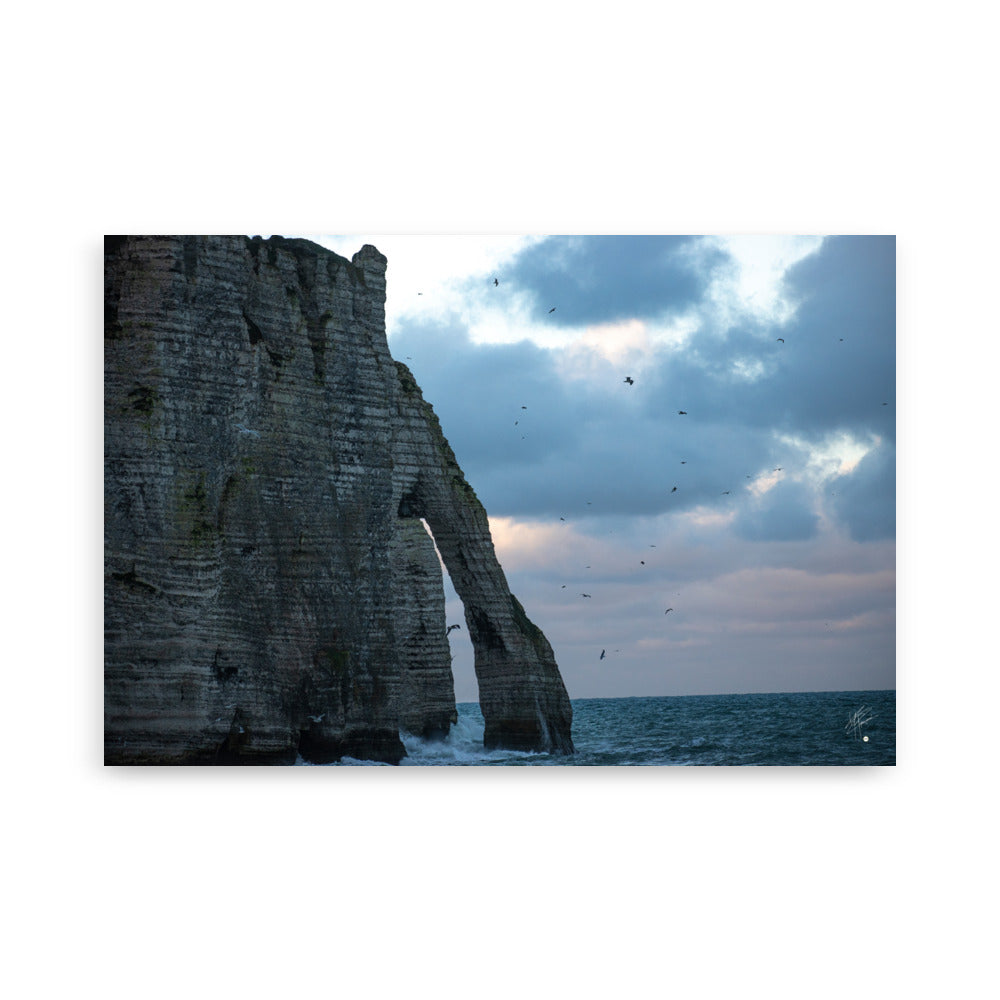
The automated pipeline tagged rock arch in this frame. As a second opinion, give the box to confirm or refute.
[391,362,575,754]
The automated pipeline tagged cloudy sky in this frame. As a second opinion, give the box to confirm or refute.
[314,234,895,702]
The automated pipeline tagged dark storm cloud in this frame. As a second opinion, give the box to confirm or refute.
[732,479,820,542]
[640,324,783,429]
[637,236,895,439]
[763,235,896,438]
[829,442,896,542]
[497,235,728,325]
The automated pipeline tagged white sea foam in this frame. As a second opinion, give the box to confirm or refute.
[400,706,542,766]
[400,710,490,766]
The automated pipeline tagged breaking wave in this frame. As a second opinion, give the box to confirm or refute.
[400,703,543,766]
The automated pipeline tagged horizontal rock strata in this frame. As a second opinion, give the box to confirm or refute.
[104,235,573,763]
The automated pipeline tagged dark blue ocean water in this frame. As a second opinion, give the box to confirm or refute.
[335,690,895,766]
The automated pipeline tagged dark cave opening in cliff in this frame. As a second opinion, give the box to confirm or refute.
[418,518,477,705]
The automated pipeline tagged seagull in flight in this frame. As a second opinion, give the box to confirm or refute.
[624,376,634,385]
[600,649,606,660]
[446,624,461,636]
[671,486,677,493]
[580,593,592,598]
[777,338,785,343]
[678,410,687,415]
[664,608,673,614]
[307,714,325,723]
[494,278,499,286]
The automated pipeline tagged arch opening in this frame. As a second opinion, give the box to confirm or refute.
[420,518,477,706]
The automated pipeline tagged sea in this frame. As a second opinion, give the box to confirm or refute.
[328,689,895,766]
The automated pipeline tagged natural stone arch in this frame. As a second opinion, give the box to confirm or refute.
[391,363,574,754]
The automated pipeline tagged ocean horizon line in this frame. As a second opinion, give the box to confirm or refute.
[456,687,894,707]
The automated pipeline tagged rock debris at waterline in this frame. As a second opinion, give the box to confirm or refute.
[104,235,574,764]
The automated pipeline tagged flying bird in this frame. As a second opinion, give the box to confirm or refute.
[721,490,731,495]
[671,486,677,493]
[678,410,687,415]
[624,377,634,385]
[446,624,461,636]
[600,649,606,660]
[307,713,325,723]
[777,338,784,343]
[680,460,686,464]
[548,307,556,313]
[494,278,499,286]
[580,593,592,598]
[664,608,673,614]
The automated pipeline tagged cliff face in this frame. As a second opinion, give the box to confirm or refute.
[104,235,574,763]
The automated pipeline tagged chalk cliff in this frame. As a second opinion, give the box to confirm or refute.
[104,235,574,763]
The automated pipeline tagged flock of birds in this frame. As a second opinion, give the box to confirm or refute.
[480,276,724,662]
[427,273,892,664]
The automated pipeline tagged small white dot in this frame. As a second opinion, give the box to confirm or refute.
[862,735,869,742]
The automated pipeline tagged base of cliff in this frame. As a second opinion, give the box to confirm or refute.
[297,727,406,765]
[104,727,407,766]
[484,719,576,755]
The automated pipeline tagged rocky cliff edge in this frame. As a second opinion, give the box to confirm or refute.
[104,235,574,763]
